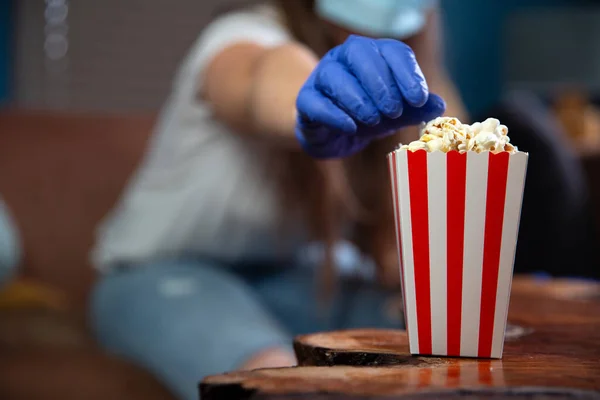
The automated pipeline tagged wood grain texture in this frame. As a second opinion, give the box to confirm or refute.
[201,277,600,400]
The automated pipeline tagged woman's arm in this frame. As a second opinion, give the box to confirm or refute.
[200,42,318,147]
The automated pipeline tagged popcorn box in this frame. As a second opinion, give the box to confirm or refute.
[387,149,528,358]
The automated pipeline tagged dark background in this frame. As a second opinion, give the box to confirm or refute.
[1,0,599,114]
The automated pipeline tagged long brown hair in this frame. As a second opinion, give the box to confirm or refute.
[270,0,402,296]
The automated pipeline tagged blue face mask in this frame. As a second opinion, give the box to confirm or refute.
[315,0,437,39]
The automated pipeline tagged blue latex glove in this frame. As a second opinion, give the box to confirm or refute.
[296,35,446,158]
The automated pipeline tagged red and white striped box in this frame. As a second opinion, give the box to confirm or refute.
[387,149,528,359]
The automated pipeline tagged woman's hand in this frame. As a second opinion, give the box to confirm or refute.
[296,35,446,158]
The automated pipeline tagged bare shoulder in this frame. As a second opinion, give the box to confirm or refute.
[201,42,313,102]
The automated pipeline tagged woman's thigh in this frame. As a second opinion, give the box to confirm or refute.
[250,266,404,336]
[90,260,291,400]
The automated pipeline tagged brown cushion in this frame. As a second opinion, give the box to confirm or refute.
[0,110,155,309]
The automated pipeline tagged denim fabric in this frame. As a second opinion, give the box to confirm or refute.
[90,253,403,400]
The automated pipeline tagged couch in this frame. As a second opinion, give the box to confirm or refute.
[0,110,177,400]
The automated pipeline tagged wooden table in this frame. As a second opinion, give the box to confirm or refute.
[201,276,600,400]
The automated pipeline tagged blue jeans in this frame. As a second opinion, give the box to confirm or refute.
[90,252,403,400]
[0,198,19,286]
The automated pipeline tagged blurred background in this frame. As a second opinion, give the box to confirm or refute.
[0,0,599,399]
[1,0,599,114]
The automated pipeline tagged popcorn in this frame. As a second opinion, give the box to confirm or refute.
[399,117,518,154]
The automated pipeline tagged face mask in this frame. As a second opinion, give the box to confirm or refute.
[315,0,437,39]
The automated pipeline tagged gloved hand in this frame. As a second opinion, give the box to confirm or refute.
[296,35,446,158]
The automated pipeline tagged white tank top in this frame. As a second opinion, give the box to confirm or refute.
[92,6,303,271]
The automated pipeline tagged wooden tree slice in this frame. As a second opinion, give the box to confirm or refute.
[252,390,600,400]
[294,329,428,367]
[294,277,600,368]
[201,277,600,400]
[201,366,600,400]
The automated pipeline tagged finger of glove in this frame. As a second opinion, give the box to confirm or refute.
[337,36,403,119]
[378,39,429,108]
[402,93,446,123]
[315,61,382,126]
[373,93,446,136]
[296,87,357,137]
